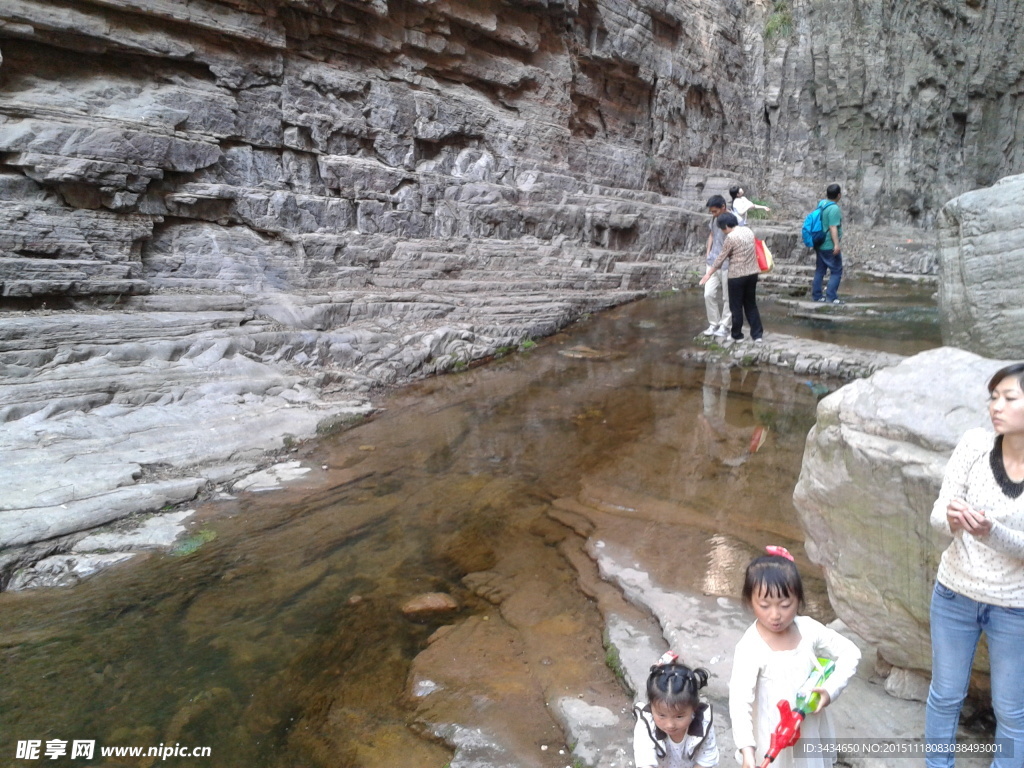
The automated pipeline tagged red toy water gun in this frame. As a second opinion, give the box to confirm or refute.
[758,658,836,768]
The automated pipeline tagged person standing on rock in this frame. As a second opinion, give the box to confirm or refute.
[700,195,732,338]
[698,212,763,346]
[925,362,1024,768]
[810,184,844,304]
[729,186,771,227]
[729,548,861,768]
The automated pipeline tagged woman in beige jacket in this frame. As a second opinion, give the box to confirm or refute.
[698,212,763,345]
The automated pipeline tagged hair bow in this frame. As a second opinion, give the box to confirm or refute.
[765,545,794,561]
[654,650,678,667]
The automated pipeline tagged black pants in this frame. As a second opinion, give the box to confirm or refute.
[727,273,763,340]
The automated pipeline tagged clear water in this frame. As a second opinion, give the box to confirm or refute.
[0,288,941,766]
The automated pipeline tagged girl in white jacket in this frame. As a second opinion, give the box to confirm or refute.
[633,651,719,768]
[728,547,861,768]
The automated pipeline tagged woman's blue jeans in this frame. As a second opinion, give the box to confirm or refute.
[925,582,1024,767]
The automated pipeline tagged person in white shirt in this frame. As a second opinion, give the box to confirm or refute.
[728,186,771,226]
[728,547,860,768]
[700,195,732,338]
[633,651,719,768]
[925,362,1024,768]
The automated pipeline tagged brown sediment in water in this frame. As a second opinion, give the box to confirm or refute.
[0,288,938,765]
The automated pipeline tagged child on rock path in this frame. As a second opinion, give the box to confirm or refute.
[634,651,720,768]
[728,547,861,768]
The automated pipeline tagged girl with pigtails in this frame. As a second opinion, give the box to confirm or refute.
[633,651,720,768]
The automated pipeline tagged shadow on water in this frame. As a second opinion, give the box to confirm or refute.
[0,287,939,766]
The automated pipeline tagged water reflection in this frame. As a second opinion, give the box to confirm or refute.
[0,290,936,766]
[703,534,754,597]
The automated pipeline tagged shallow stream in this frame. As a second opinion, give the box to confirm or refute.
[0,283,940,766]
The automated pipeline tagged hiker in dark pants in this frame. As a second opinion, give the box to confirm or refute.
[699,212,763,346]
[811,184,843,304]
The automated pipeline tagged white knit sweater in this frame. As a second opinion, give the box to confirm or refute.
[930,427,1024,607]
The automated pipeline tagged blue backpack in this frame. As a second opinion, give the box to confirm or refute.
[801,201,835,248]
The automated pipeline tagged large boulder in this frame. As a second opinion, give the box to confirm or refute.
[939,174,1024,359]
[793,347,1006,672]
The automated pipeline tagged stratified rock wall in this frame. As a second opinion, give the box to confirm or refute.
[0,0,1019,304]
[2,0,1022,300]
[763,0,1024,226]
[0,0,761,303]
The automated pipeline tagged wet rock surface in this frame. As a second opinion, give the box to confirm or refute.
[684,324,905,379]
[6,551,138,591]
[401,591,459,617]
[5,509,201,590]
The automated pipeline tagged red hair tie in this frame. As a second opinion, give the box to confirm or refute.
[765,545,794,561]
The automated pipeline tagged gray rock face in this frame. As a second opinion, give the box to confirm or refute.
[793,347,1007,672]
[760,1,1024,225]
[0,0,753,305]
[0,0,1021,568]
[7,552,137,591]
[0,0,753,565]
[938,173,1024,359]
[2,0,1020,302]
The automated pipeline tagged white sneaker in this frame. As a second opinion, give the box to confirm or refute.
[701,325,717,336]
[713,327,728,337]
[754,338,764,345]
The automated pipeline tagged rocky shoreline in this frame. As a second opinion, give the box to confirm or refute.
[2,266,1003,768]
[0,283,639,585]
[0,239,936,588]
[0,258,892,588]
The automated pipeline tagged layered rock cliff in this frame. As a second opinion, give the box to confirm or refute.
[0,0,758,305]
[763,0,1024,225]
[3,0,1022,304]
[2,0,1023,558]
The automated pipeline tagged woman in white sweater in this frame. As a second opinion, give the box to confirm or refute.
[728,186,771,226]
[925,362,1024,768]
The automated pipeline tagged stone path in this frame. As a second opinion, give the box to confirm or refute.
[682,312,906,381]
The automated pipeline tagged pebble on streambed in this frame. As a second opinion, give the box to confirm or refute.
[401,592,460,619]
